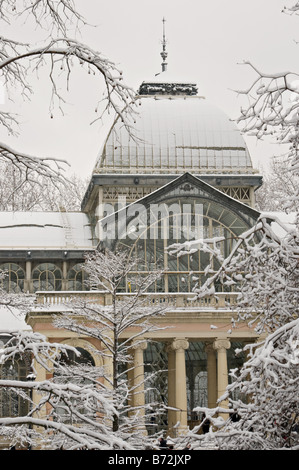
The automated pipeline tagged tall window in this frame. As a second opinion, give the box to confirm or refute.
[0,263,25,293]
[67,264,89,291]
[32,263,62,292]
[186,342,208,422]
[0,356,29,417]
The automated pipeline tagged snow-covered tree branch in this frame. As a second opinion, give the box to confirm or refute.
[0,162,87,210]
[255,156,299,212]
[283,1,299,15]
[53,249,168,442]
[236,60,299,141]
[0,249,168,449]
[172,2,299,450]
[0,0,137,186]
[170,211,299,449]
[187,318,299,450]
[0,0,87,35]
[0,330,133,450]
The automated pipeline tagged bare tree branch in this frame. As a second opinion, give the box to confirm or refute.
[0,0,88,35]
[0,141,70,186]
[0,2,138,186]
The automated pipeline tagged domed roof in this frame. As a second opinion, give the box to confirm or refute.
[95,74,254,175]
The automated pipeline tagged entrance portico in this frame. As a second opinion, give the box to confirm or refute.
[123,333,253,435]
[28,290,258,435]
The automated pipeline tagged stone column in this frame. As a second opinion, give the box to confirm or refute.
[25,259,32,293]
[103,353,113,390]
[205,343,217,409]
[32,359,47,416]
[101,329,113,390]
[132,341,147,407]
[166,344,176,434]
[101,344,114,430]
[171,338,189,433]
[213,338,231,411]
[62,260,68,290]
[130,340,148,433]
[31,358,50,446]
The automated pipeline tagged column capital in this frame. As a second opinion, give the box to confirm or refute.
[171,338,189,351]
[213,338,231,351]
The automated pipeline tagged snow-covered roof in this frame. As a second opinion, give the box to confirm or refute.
[0,211,94,250]
[0,306,31,333]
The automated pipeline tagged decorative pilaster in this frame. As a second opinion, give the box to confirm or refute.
[171,338,189,433]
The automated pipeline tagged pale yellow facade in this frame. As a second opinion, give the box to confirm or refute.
[26,289,259,436]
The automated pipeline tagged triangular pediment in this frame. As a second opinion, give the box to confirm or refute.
[134,172,259,217]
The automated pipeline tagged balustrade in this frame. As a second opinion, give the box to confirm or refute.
[35,290,238,309]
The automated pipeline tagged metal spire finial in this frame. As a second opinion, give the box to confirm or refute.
[160,17,168,72]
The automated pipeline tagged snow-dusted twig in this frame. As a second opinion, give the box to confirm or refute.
[0,3,138,185]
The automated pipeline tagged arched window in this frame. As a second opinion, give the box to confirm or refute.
[0,263,25,293]
[54,347,95,423]
[67,264,89,291]
[0,356,29,418]
[116,197,251,293]
[185,342,208,422]
[32,263,62,292]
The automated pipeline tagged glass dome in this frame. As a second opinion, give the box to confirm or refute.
[95,85,254,175]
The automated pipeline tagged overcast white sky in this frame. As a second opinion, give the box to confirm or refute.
[1,0,299,179]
